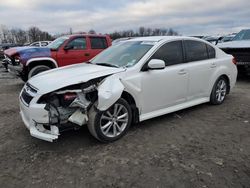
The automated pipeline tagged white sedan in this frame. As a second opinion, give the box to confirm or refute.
[19,36,237,142]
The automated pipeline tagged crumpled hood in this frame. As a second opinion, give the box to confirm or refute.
[4,47,51,61]
[217,40,250,49]
[28,63,125,94]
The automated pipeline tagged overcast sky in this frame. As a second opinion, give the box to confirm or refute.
[0,0,250,36]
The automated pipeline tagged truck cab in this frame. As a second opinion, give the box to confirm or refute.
[3,34,112,81]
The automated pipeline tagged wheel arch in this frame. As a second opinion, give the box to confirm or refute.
[219,74,230,94]
[121,91,139,124]
[26,58,58,71]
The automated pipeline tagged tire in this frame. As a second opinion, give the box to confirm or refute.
[88,98,132,142]
[28,65,50,79]
[210,76,228,105]
[20,74,28,82]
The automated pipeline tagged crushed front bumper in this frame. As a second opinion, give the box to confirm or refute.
[1,59,8,70]
[20,95,60,142]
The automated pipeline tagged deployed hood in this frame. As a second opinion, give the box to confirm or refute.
[28,63,125,94]
[4,47,51,60]
[217,40,250,49]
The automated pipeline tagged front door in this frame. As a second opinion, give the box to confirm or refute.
[140,40,189,115]
[57,37,90,66]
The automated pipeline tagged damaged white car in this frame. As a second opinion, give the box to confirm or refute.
[19,36,237,142]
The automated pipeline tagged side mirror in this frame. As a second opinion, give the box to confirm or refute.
[148,59,165,70]
[64,45,73,50]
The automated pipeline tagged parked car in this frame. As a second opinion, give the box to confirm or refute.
[19,36,237,142]
[203,36,222,45]
[219,34,237,43]
[29,41,52,47]
[4,34,112,81]
[218,29,250,75]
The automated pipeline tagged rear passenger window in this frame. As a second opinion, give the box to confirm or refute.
[151,41,184,66]
[206,44,216,59]
[90,37,108,49]
[185,40,208,62]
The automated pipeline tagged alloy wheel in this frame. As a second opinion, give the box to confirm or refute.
[215,79,227,102]
[100,103,129,138]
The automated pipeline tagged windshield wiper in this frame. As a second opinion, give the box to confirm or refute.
[96,63,119,68]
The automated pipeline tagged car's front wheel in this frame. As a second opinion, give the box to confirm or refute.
[88,98,132,142]
[210,76,228,105]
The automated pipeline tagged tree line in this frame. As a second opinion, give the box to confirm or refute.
[109,27,179,40]
[0,25,54,45]
[0,25,180,45]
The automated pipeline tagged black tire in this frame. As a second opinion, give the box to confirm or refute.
[88,98,132,142]
[20,74,28,82]
[210,76,228,105]
[28,65,50,79]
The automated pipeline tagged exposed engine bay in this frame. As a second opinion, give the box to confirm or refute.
[39,78,103,129]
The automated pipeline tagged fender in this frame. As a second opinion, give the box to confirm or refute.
[97,75,124,111]
[207,65,232,95]
[26,57,58,68]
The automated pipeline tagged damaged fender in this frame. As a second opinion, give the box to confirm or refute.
[97,76,124,111]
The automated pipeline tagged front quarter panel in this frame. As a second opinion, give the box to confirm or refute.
[97,75,125,111]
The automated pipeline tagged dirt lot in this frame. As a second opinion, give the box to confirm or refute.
[0,65,250,188]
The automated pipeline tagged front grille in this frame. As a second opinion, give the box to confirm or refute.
[4,54,14,65]
[21,83,37,106]
[26,83,38,94]
[21,90,33,105]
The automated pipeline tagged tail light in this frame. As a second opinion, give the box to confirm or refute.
[232,57,237,65]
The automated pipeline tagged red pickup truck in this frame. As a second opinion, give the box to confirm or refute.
[3,34,112,81]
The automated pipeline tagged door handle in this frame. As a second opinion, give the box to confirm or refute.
[85,53,90,56]
[178,69,187,75]
[210,63,216,68]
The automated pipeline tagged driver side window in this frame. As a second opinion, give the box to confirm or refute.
[67,37,86,50]
[151,41,184,66]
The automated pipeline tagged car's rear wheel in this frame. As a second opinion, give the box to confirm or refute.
[210,76,228,105]
[88,98,132,142]
[28,65,50,79]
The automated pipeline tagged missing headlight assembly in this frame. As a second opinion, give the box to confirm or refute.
[39,78,101,130]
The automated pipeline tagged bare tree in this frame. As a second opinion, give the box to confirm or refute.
[139,26,145,36]
[28,26,42,42]
[0,25,53,44]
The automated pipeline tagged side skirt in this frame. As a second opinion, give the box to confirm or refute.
[139,97,210,122]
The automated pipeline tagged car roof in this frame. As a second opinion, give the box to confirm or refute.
[67,34,109,38]
[128,36,203,42]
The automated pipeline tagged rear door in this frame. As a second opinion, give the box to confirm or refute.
[56,37,90,66]
[184,40,216,100]
[88,37,109,59]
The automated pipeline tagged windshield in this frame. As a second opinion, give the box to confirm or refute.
[91,41,154,68]
[233,30,250,41]
[47,36,69,50]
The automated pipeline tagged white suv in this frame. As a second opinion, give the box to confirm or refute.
[19,36,237,142]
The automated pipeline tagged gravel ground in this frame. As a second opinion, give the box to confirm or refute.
[0,65,250,188]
